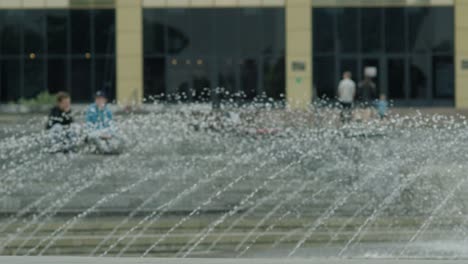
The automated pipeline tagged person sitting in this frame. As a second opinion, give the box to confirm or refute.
[45,92,79,153]
[85,91,124,154]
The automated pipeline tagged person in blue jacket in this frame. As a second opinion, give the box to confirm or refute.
[86,91,124,154]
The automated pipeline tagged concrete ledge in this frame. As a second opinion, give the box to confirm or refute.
[0,257,464,264]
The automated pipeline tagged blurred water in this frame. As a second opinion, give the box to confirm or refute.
[0,103,468,259]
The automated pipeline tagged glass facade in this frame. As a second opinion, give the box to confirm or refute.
[0,9,115,102]
[143,8,285,103]
[313,7,454,105]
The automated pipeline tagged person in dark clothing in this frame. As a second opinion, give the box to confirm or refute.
[46,92,79,153]
[46,92,73,130]
[358,76,377,120]
[358,76,377,107]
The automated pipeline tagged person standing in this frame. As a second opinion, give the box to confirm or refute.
[358,76,377,120]
[376,94,389,120]
[337,71,356,123]
[86,91,124,154]
[358,76,377,105]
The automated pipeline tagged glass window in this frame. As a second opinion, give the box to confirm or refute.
[144,9,166,55]
[217,57,238,100]
[23,59,45,99]
[361,8,382,53]
[239,9,262,56]
[408,8,431,52]
[71,59,92,102]
[433,56,454,99]
[385,8,406,53]
[166,57,192,101]
[0,11,22,55]
[215,9,240,56]
[189,9,215,56]
[387,58,405,99]
[23,10,45,55]
[410,56,429,99]
[192,57,212,102]
[94,57,115,101]
[71,10,91,54]
[144,57,166,100]
[263,8,285,55]
[313,56,336,99]
[313,8,335,53]
[143,8,284,104]
[47,10,69,54]
[0,59,21,101]
[337,8,358,53]
[94,10,115,54]
[263,56,285,100]
[240,57,259,100]
[166,9,190,56]
[431,8,454,53]
[47,58,68,94]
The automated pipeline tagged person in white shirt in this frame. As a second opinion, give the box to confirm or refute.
[337,71,356,123]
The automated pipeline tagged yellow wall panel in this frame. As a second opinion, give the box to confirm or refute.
[116,0,143,105]
[215,0,238,7]
[23,0,46,8]
[286,6,310,30]
[191,0,214,7]
[167,0,190,7]
[0,0,22,8]
[285,0,312,109]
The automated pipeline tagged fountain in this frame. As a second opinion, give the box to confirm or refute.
[1,103,468,261]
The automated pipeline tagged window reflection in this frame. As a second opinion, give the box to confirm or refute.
[0,11,22,55]
[432,8,454,52]
[240,9,262,56]
[95,57,116,100]
[240,58,259,100]
[263,9,285,55]
[433,56,454,99]
[190,9,215,56]
[313,7,454,104]
[71,10,91,54]
[167,9,189,56]
[313,56,336,99]
[24,59,45,99]
[144,10,166,55]
[71,59,92,102]
[24,10,45,54]
[263,56,285,100]
[0,9,116,102]
[144,58,166,101]
[410,56,428,99]
[0,59,21,101]
[408,8,431,52]
[47,10,68,54]
[47,58,68,94]
[143,8,285,104]
[361,8,382,53]
[94,10,115,54]
[313,9,334,53]
[337,8,358,53]
[388,59,405,99]
[385,8,405,53]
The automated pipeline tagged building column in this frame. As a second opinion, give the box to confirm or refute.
[285,0,312,110]
[116,0,143,105]
[455,0,468,109]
